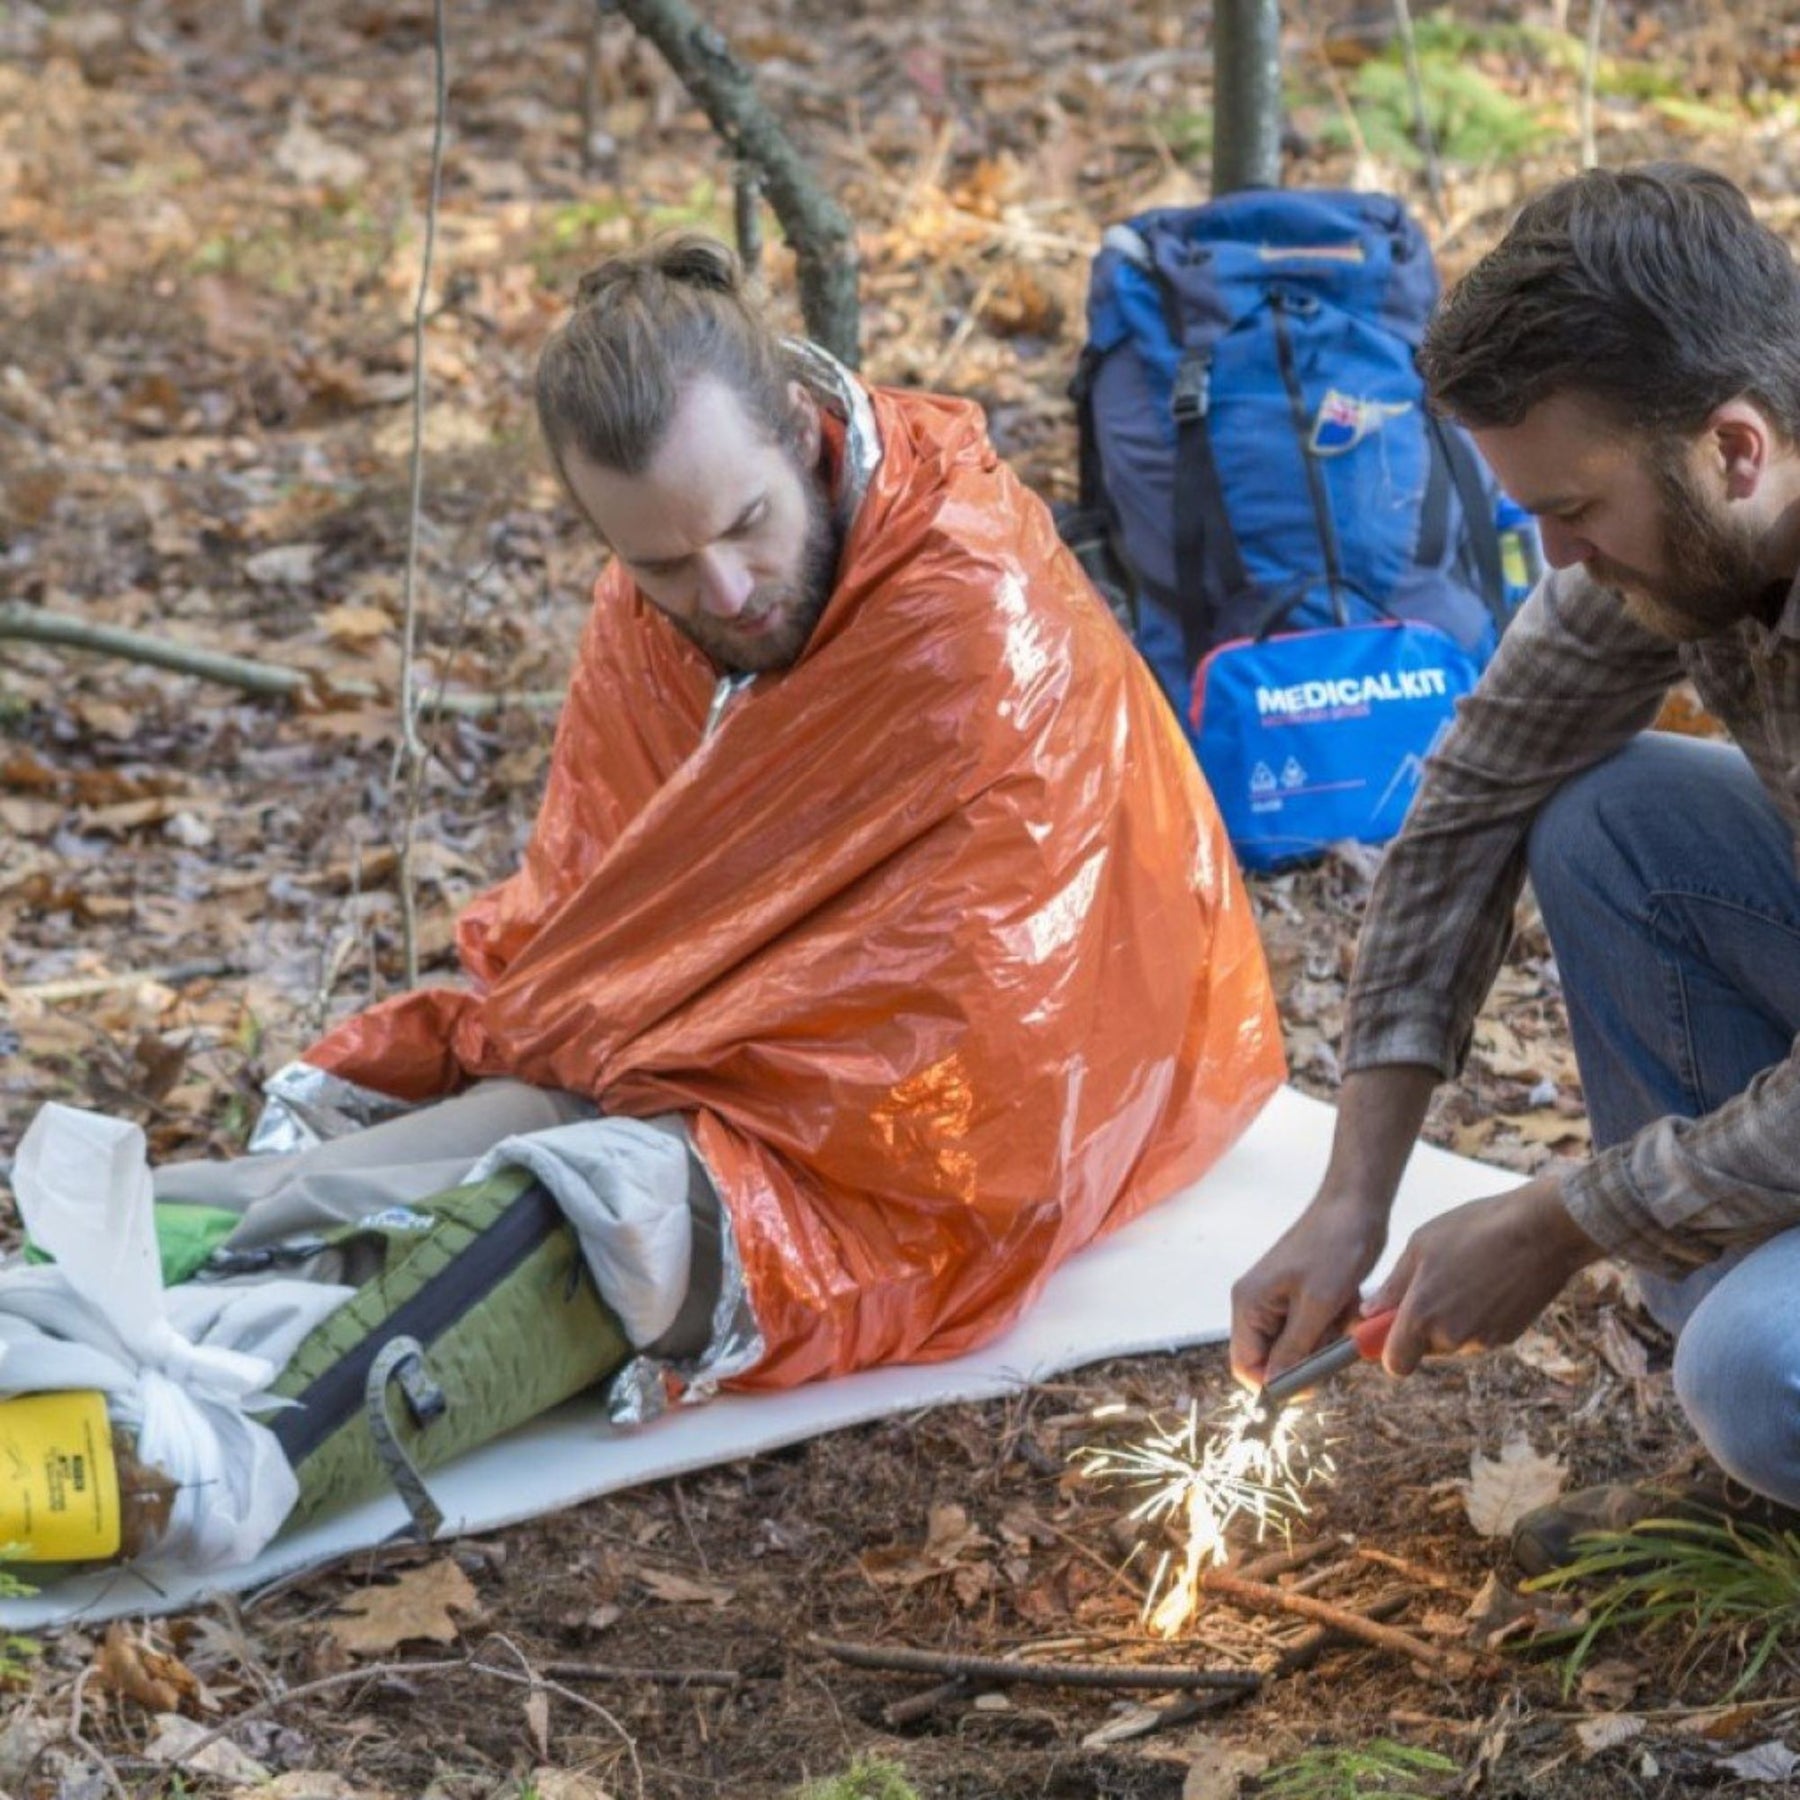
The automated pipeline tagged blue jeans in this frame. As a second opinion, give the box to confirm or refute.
[1527,734,1800,1508]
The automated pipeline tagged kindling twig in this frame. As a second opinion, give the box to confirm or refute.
[1135,1591,1415,1739]
[1354,1544,1476,1597]
[1198,1567,1489,1678]
[810,1635,1260,1693]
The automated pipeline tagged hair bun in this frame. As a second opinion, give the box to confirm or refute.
[573,233,742,310]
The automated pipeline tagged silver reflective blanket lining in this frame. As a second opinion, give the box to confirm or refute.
[249,1060,422,1156]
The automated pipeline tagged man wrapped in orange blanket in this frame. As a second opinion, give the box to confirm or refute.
[259,236,1284,1398]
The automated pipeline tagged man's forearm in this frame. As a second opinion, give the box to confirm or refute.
[1319,1064,1440,1215]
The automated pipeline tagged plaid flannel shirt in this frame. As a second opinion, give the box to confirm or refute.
[1345,564,1800,1276]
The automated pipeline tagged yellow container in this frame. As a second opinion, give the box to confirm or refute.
[0,1391,122,1562]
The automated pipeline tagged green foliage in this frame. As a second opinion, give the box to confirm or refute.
[1648,96,1750,136]
[788,1755,923,1800]
[533,179,733,293]
[0,1557,42,1687]
[1255,1741,1458,1800]
[1337,55,1550,169]
[1523,1516,1800,1697]
[1148,107,1213,165]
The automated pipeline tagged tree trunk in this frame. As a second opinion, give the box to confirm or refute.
[1212,0,1283,196]
[610,0,860,367]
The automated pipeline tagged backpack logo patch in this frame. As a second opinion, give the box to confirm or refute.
[1310,389,1412,456]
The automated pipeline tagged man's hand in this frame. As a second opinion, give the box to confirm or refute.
[1231,1064,1440,1389]
[1367,1171,1605,1375]
[1230,1192,1388,1388]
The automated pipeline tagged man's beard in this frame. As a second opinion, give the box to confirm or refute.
[677,468,842,675]
[1594,447,1768,642]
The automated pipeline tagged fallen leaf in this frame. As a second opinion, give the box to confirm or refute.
[71,697,137,739]
[78,795,216,834]
[1463,1571,1532,1633]
[95,1622,203,1714]
[326,1559,481,1656]
[1577,1658,1643,1707]
[1180,1740,1268,1798]
[145,1713,269,1784]
[1717,1741,1800,1782]
[1503,1108,1592,1150]
[1509,1326,1586,1384]
[1595,1309,1651,1383]
[226,1774,378,1800]
[1471,1017,1540,1078]
[273,119,368,190]
[244,542,322,587]
[861,1501,996,1589]
[319,604,394,645]
[635,1567,735,1606]
[529,1771,618,1800]
[524,1685,551,1759]
[165,809,217,849]
[1461,1436,1566,1537]
[1080,1704,1163,1749]
[1677,1704,1760,1739]
[1575,1713,1645,1758]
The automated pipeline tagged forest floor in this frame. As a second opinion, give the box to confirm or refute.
[3,0,1800,1794]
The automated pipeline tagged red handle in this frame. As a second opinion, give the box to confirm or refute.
[1351,1306,1398,1360]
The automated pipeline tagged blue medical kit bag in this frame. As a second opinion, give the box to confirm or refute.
[1062,187,1530,868]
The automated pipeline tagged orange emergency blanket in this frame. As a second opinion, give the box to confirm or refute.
[304,381,1284,1387]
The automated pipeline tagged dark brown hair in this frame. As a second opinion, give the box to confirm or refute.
[1420,163,1800,440]
[535,234,798,481]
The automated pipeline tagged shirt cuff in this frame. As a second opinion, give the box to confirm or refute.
[1560,1142,1712,1278]
[1341,993,1465,1081]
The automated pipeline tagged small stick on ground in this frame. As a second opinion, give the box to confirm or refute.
[1138,1591,1414,1738]
[810,1636,1260,1693]
[1354,1544,1476,1596]
[882,1677,973,1726]
[1232,1537,1341,1583]
[539,1659,738,1689]
[1197,1568,1490,1678]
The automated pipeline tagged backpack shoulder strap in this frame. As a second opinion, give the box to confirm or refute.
[1171,347,1253,663]
[1428,417,1508,630]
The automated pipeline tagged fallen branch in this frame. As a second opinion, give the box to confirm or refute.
[810,1635,1260,1693]
[2,959,245,1005]
[1198,1567,1489,1678]
[0,603,557,716]
[609,0,860,365]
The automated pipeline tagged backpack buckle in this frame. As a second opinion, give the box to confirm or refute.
[1170,355,1210,423]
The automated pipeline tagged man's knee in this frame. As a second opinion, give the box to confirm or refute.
[1672,1283,1800,1506]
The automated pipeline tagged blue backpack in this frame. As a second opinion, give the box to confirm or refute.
[1061,189,1526,868]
